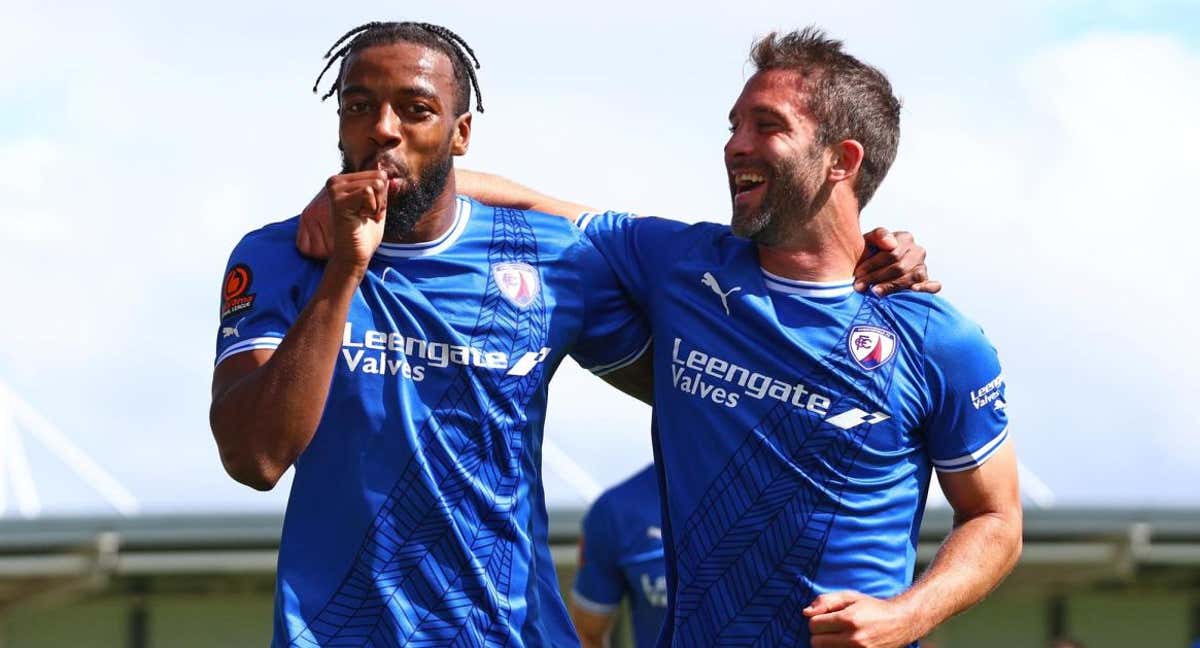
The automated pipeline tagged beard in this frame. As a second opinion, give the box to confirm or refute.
[341,149,453,241]
[731,145,826,246]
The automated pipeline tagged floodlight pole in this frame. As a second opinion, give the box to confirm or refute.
[0,382,139,518]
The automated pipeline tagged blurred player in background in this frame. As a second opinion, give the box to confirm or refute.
[571,465,667,648]
[427,27,1023,648]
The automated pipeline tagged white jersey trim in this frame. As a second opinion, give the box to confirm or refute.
[374,197,471,259]
[570,588,620,615]
[587,336,653,377]
[932,427,1010,473]
[761,270,855,297]
[215,336,283,366]
[575,211,602,231]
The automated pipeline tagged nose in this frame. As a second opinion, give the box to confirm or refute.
[724,123,752,163]
[369,103,402,150]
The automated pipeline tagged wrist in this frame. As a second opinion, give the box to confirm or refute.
[325,257,370,284]
[890,591,937,639]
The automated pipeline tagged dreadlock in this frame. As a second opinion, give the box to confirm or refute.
[313,21,484,114]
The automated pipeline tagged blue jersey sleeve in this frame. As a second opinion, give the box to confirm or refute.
[566,231,653,376]
[571,496,626,615]
[214,220,315,366]
[575,211,693,310]
[921,303,1010,472]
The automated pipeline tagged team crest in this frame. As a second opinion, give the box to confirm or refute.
[849,325,897,370]
[492,262,540,309]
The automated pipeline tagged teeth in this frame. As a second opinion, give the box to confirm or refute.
[734,173,766,187]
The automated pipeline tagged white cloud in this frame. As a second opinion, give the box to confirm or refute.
[879,30,1200,501]
[0,138,69,242]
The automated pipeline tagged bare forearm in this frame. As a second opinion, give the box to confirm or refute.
[210,261,364,488]
[455,169,595,218]
[894,510,1022,636]
[569,604,616,648]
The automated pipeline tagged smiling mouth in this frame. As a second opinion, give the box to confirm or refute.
[731,171,767,197]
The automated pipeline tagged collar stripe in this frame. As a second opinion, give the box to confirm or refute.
[761,269,855,297]
[375,197,471,259]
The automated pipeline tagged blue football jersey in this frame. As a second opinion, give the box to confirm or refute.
[577,212,1009,647]
[572,466,668,648]
[214,197,651,648]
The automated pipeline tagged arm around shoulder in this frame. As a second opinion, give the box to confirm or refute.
[455,169,596,219]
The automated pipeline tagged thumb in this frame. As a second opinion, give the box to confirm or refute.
[296,224,311,256]
[804,591,861,617]
[863,226,898,252]
[372,186,388,224]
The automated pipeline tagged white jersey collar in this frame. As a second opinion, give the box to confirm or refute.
[760,268,855,298]
[374,196,471,259]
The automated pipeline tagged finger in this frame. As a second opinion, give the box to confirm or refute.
[372,178,388,222]
[296,224,311,256]
[804,591,858,617]
[853,246,909,285]
[872,282,901,297]
[858,264,907,293]
[872,257,938,295]
[363,184,380,217]
[808,610,852,634]
[862,226,899,251]
[911,264,929,284]
[912,280,943,294]
[332,170,388,184]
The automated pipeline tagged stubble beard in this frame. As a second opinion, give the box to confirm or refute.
[731,146,826,247]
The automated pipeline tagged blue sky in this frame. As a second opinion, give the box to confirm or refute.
[0,0,1196,516]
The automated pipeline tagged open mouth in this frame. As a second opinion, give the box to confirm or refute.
[731,171,767,200]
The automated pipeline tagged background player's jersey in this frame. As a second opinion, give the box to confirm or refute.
[572,466,668,648]
[214,197,650,648]
[577,212,1009,647]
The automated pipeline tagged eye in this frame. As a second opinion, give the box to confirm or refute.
[344,101,371,115]
[409,103,433,116]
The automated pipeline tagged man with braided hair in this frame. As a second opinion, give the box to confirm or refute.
[212,21,932,647]
[211,21,657,646]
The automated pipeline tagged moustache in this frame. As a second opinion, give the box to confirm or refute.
[361,153,411,180]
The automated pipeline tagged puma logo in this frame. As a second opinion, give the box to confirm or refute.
[221,318,245,339]
[701,272,741,316]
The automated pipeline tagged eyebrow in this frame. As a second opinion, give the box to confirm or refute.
[340,84,440,102]
[729,105,790,122]
[340,84,374,98]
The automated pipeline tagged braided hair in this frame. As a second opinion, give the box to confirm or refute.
[313,22,483,114]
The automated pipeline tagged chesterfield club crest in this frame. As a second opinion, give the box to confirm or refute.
[849,325,897,370]
[492,262,541,309]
